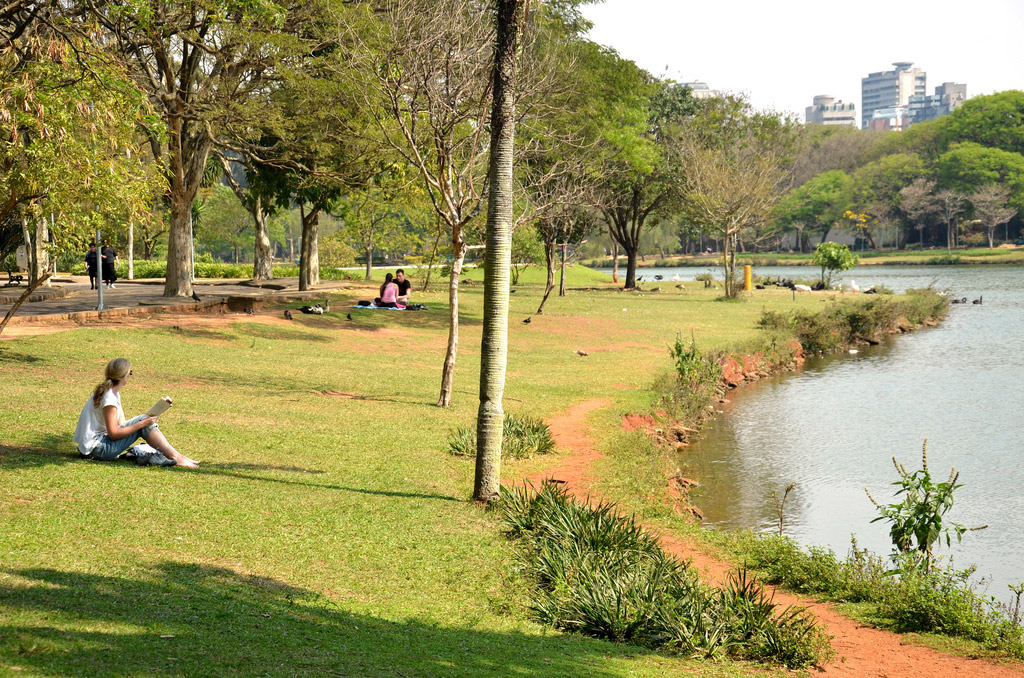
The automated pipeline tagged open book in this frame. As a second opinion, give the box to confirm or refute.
[148,396,173,417]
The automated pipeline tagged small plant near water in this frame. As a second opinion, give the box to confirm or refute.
[446,413,555,460]
[812,242,858,287]
[729,440,1023,658]
[865,439,987,573]
[498,482,834,669]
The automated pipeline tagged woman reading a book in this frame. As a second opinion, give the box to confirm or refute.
[73,358,199,468]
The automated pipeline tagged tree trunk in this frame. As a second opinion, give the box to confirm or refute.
[988,227,995,249]
[164,198,195,297]
[128,222,135,280]
[536,239,555,314]
[623,243,638,289]
[820,225,832,245]
[474,0,523,503]
[558,242,567,296]
[22,215,34,286]
[253,196,273,281]
[365,244,373,281]
[611,239,619,283]
[33,214,49,286]
[299,203,321,291]
[437,235,466,407]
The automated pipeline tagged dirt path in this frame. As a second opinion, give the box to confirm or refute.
[520,397,1024,678]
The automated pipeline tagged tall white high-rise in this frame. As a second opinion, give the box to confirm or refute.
[861,62,926,129]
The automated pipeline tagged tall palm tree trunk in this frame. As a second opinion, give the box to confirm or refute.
[473,0,524,502]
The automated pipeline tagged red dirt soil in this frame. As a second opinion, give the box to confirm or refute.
[519,398,1024,678]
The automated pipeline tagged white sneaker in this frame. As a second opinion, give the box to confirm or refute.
[109,284,116,289]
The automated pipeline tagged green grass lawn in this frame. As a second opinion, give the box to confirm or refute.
[1,268,834,677]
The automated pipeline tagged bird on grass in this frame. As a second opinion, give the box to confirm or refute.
[300,303,324,314]
[323,300,331,313]
[346,313,353,321]
[849,280,860,293]
[284,309,293,320]
[191,291,201,303]
[522,317,531,324]
[650,286,661,292]
[245,308,255,316]
[575,349,589,357]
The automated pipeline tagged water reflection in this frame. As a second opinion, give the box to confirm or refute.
[678,266,1024,599]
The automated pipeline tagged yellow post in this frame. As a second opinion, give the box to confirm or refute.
[744,265,752,291]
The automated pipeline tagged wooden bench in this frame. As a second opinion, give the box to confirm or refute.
[4,265,24,287]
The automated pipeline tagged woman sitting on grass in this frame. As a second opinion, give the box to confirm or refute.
[374,272,403,309]
[73,358,199,468]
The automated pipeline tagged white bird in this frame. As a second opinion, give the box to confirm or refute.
[671,274,681,282]
[848,349,859,354]
[793,284,812,293]
[850,280,860,293]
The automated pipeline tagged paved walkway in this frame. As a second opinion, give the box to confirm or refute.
[0,275,351,323]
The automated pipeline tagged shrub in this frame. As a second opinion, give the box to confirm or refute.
[661,335,723,422]
[445,413,554,460]
[499,483,834,669]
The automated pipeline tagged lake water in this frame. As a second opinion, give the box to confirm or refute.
[600,265,1024,600]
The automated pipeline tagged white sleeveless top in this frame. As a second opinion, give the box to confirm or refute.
[73,390,123,455]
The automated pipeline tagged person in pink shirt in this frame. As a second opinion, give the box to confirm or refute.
[375,273,402,308]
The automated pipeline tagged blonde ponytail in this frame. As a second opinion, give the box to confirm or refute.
[92,358,131,407]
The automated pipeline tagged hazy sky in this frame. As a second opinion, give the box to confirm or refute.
[581,0,1024,122]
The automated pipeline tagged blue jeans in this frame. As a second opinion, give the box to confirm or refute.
[89,415,159,461]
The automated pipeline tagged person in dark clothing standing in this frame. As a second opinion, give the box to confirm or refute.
[101,241,117,289]
[85,244,99,289]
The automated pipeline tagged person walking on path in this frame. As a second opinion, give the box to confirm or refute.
[100,241,117,289]
[85,244,99,290]
[73,357,199,468]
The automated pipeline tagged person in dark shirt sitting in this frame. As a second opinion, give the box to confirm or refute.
[394,269,412,305]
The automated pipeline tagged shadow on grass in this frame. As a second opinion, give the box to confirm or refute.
[0,563,647,677]
[0,348,45,364]
[195,465,461,502]
[0,435,79,470]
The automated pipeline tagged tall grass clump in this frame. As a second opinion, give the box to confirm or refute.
[498,483,834,668]
[446,413,555,460]
[657,335,723,423]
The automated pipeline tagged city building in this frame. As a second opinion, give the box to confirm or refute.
[861,62,926,129]
[867,106,912,132]
[680,81,719,100]
[805,95,857,127]
[908,82,967,124]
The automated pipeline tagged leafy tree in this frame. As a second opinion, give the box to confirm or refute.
[676,96,796,297]
[850,153,925,248]
[773,170,852,250]
[969,184,1016,247]
[811,241,857,287]
[0,16,159,280]
[941,90,1024,156]
[338,173,421,281]
[591,75,692,289]
[91,1,315,297]
[936,142,1024,215]
[340,0,493,407]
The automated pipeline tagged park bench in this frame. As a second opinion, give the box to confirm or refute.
[4,265,24,287]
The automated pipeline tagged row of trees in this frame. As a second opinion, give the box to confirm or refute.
[771,92,1024,252]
